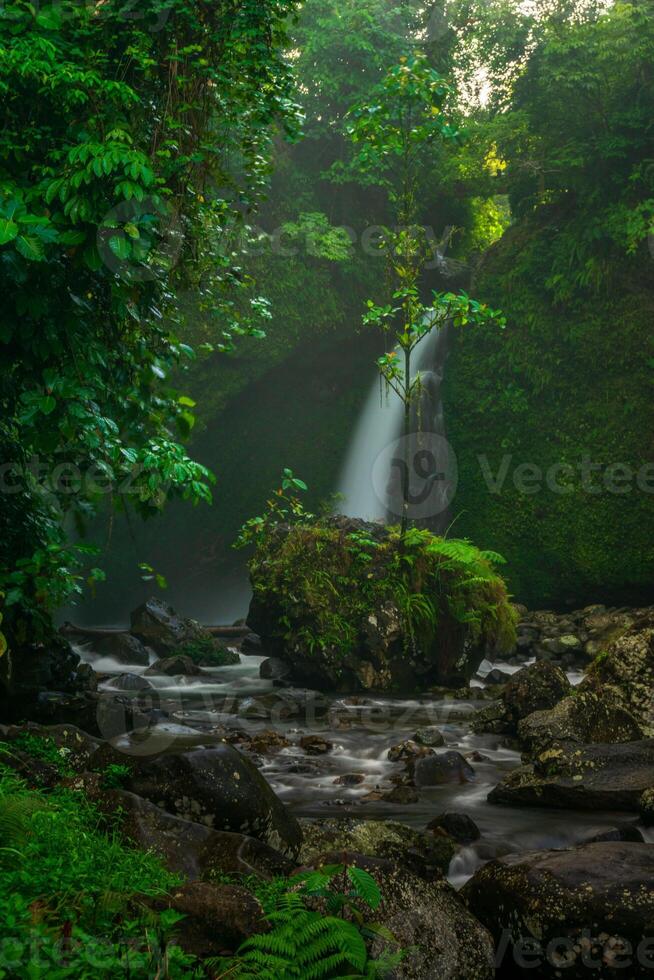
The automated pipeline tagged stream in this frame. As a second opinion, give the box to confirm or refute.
[78,644,642,888]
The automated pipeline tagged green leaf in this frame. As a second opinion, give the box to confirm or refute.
[347,867,381,910]
[0,219,19,245]
[108,235,131,260]
[15,235,45,261]
[40,395,56,415]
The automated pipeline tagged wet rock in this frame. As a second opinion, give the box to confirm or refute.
[259,657,290,681]
[413,751,475,787]
[93,633,151,666]
[582,824,645,844]
[150,882,267,957]
[463,842,654,979]
[517,690,643,757]
[582,609,654,735]
[237,688,330,722]
[144,655,202,677]
[427,811,481,844]
[299,817,456,880]
[484,667,512,685]
[413,726,446,747]
[334,773,365,786]
[241,633,263,653]
[0,634,97,723]
[471,661,571,735]
[388,739,435,762]
[98,789,294,880]
[112,672,153,692]
[489,739,654,811]
[299,734,333,755]
[380,784,420,804]
[0,722,102,773]
[242,730,291,754]
[130,597,214,657]
[124,742,303,857]
[301,852,495,978]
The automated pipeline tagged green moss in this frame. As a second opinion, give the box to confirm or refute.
[250,520,516,687]
[176,635,240,667]
[444,216,654,607]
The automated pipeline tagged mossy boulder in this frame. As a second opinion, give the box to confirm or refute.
[462,842,654,978]
[582,609,654,735]
[471,661,571,735]
[518,691,643,757]
[298,817,456,880]
[489,739,654,812]
[247,517,516,692]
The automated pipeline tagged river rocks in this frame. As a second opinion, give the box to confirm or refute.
[413,726,446,747]
[489,739,654,811]
[130,597,214,657]
[413,751,475,787]
[334,772,365,786]
[462,842,654,978]
[472,661,571,735]
[511,606,641,669]
[517,691,643,757]
[388,739,435,762]
[124,742,302,857]
[151,882,267,957]
[582,824,645,844]
[301,852,495,978]
[112,672,154,692]
[246,517,515,693]
[93,633,151,666]
[299,734,333,755]
[145,655,202,677]
[582,609,654,735]
[380,784,420,804]
[427,811,481,844]
[0,722,102,772]
[298,817,457,879]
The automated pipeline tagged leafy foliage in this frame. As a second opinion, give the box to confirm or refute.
[212,863,401,979]
[235,469,313,549]
[0,0,302,639]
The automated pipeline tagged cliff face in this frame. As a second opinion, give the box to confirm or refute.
[444,218,654,608]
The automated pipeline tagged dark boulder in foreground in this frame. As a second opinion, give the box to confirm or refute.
[489,739,654,811]
[301,851,495,979]
[247,517,516,692]
[125,741,302,857]
[97,788,294,880]
[463,842,654,978]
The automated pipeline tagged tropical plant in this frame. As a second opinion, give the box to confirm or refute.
[235,469,313,549]
[346,54,506,536]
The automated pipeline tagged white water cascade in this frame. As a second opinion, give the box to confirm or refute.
[337,318,452,527]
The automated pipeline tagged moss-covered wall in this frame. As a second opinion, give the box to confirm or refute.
[444,218,654,608]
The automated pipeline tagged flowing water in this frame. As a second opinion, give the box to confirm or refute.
[78,645,640,888]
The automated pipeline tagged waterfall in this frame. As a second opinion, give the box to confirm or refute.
[336,319,455,532]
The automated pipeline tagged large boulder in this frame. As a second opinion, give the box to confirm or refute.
[582,609,654,735]
[517,691,643,757]
[96,788,294,880]
[472,661,571,735]
[93,633,151,666]
[247,517,516,692]
[298,818,457,880]
[130,597,228,659]
[463,843,654,978]
[124,742,302,857]
[489,739,654,811]
[0,634,97,723]
[302,852,495,979]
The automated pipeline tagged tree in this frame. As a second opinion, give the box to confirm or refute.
[0,0,301,643]
[347,53,505,536]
